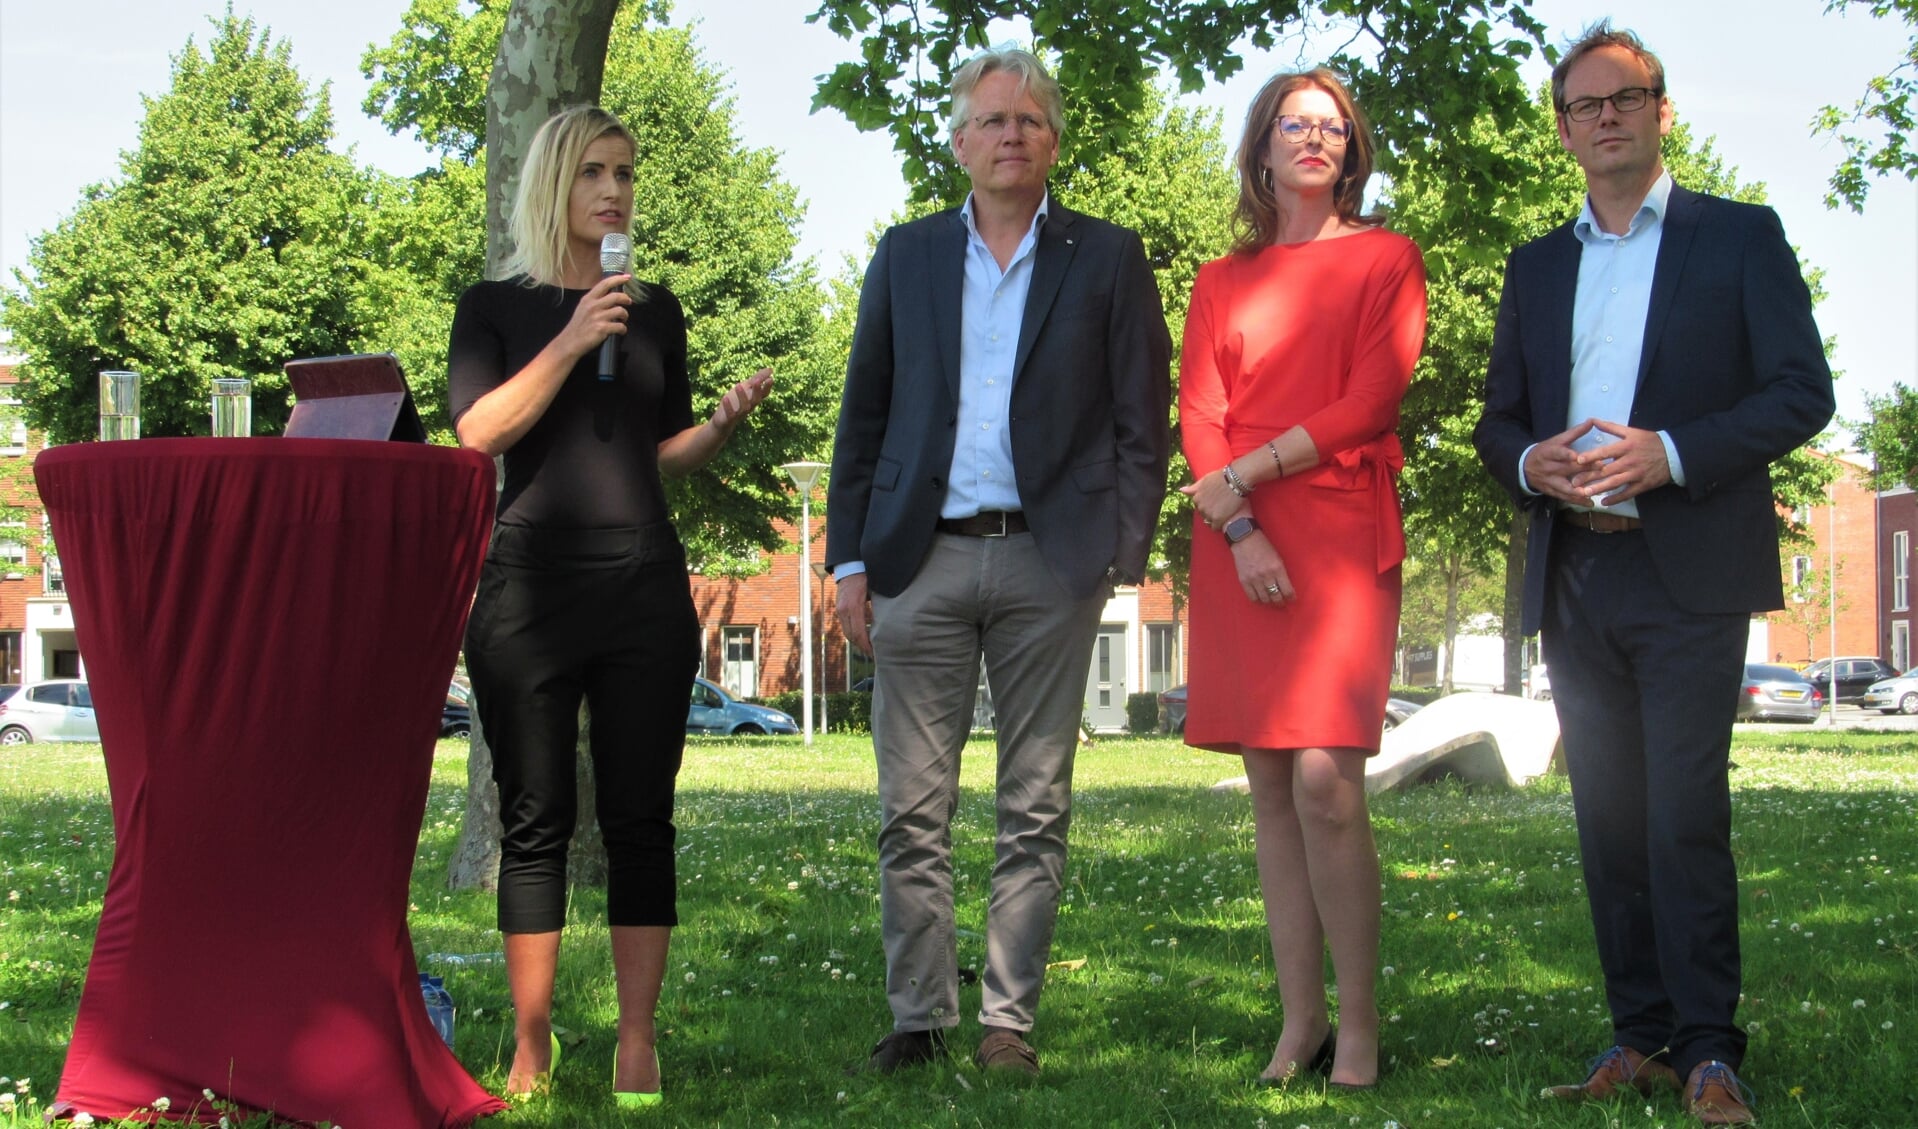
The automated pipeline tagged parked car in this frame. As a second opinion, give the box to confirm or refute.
[441,695,472,739]
[1157,684,1187,734]
[1798,656,1900,703]
[1861,668,1918,715]
[0,678,99,744]
[1384,698,1424,730]
[687,677,799,736]
[1736,664,1823,723]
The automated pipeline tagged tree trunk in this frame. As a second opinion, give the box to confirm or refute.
[1501,509,1529,695]
[448,0,622,892]
[1440,549,1461,694]
[483,0,621,279]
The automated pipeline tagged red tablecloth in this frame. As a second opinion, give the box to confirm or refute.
[35,438,506,1128]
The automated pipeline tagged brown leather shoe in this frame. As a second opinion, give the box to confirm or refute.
[974,1026,1040,1077]
[864,1028,947,1074]
[1544,1045,1681,1101]
[1684,1061,1756,1125]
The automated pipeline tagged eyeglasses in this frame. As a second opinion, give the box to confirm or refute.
[967,112,1051,137]
[1559,86,1660,122]
[1274,115,1353,146]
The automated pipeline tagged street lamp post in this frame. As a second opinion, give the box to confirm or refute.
[1828,478,1839,725]
[781,461,826,747]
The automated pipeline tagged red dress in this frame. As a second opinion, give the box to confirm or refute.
[1180,227,1427,753]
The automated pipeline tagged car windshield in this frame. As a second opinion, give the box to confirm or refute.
[1747,665,1805,682]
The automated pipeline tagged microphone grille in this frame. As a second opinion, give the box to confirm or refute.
[600,233,633,274]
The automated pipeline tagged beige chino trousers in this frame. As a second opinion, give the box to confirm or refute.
[869,530,1106,1033]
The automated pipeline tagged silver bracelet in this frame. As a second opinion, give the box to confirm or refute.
[1221,464,1252,498]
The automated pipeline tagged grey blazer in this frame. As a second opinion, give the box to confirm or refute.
[826,202,1171,600]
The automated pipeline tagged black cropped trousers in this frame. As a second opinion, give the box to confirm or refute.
[465,521,700,933]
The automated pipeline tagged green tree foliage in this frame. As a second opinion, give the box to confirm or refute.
[364,0,839,569]
[807,0,1549,209]
[1815,0,1918,211]
[1855,384,1918,487]
[1,15,374,442]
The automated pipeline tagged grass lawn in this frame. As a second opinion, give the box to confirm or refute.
[1,729,1913,1127]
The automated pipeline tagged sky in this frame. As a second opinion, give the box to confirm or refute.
[2,0,1913,432]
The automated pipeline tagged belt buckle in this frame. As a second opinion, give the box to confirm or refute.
[982,511,1009,538]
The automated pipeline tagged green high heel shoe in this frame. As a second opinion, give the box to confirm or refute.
[613,1047,663,1110]
[506,1033,562,1103]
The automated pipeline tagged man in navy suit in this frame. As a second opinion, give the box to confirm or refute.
[1474,24,1832,1126]
[826,47,1170,1077]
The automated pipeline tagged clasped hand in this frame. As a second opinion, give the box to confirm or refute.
[1523,418,1671,507]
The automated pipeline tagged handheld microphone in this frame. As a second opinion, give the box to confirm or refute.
[598,233,632,381]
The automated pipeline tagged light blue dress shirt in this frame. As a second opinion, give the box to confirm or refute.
[834,193,1048,581]
[1520,171,1687,517]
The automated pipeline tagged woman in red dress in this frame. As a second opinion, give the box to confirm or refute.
[1179,68,1426,1089]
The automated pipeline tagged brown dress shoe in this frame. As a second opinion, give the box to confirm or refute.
[1544,1045,1681,1101]
[865,1028,948,1074]
[974,1026,1040,1077]
[1684,1060,1756,1125]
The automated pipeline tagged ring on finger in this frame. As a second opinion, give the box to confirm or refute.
[1264,583,1280,594]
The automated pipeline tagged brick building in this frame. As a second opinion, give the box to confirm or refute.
[1878,484,1915,671]
[687,514,1187,730]
[1762,450,1882,665]
[0,357,75,686]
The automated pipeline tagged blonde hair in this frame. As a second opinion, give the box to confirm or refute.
[948,46,1065,139]
[1231,68,1381,253]
[501,105,636,287]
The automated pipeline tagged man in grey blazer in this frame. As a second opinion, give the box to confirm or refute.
[1474,24,1832,1126]
[826,46,1170,1077]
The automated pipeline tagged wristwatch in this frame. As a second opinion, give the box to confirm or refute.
[1222,515,1260,544]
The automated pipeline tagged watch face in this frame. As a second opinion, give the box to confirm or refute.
[1224,516,1257,543]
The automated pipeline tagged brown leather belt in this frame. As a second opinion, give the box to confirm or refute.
[937,510,1029,537]
[1559,508,1643,533]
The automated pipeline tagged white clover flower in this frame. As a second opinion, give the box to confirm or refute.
[204,1088,218,1101]
[0,1094,13,1113]
[1853,999,1867,1009]
[153,1096,171,1112]
[72,1113,95,1126]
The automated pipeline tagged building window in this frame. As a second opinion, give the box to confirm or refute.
[1790,555,1812,601]
[1894,531,1910,612]
[1146,623,1179,694]
[720,626,757,700]
[44,554,64,595]
[0,398,26,456]
[1893,621,1911,674]
[0,521,24,574]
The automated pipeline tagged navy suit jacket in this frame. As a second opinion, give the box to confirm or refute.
[1474,184,1834,636]
[825,202,1172,600]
